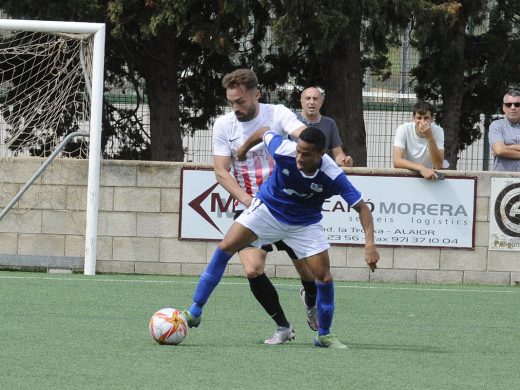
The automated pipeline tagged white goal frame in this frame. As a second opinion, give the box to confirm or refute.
[0,19,105,275]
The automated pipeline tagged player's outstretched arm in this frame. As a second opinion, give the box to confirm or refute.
[353,200,380,272]
[214,155,253,208]
[236,126,270,161]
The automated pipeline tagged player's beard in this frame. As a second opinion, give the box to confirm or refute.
[235,104,257,122]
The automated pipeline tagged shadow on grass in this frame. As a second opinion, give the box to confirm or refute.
[349,342,449,354]
[182,340,316,349]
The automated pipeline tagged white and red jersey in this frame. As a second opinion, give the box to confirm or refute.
[213,104,304,210]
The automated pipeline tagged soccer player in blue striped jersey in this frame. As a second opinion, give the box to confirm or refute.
[183,127,379,348]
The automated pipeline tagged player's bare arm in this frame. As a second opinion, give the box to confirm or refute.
[289,125,307,139]
[237,125,307,161]
[236,126,271,161]
[214,155,253,207]
[353,200,380,272]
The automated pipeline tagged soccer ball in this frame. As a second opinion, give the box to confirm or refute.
[149,308,188,345]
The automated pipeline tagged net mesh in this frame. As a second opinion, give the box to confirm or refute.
[0,29,93,158]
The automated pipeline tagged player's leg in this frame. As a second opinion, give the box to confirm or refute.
[306,251,346,349]
[283,223,333,334]
[275,240,318,331]
[294,261,317,307]
[306,250,333,334]
[241,247,295,344]
[240,247,291,329]
[235,201,295,344]
[185,221,257,326]
[293,259,318,328]
[236,209,292,332]
[284,224,346,348]
[276,240,317,305]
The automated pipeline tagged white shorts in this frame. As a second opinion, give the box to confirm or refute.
[235,198,330,260]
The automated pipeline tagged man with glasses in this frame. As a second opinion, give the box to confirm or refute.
[489,89,520,171]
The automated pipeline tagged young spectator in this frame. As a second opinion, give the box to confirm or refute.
[393,101,445,180]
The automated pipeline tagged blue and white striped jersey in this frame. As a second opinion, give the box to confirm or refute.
[256,131,363,226]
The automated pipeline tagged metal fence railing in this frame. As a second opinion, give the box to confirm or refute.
[180,98,493,170]
[179,30,494,170]
[100,19,496,170]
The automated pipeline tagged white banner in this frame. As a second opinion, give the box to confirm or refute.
[489,178,520,251]
[180,168,476,248]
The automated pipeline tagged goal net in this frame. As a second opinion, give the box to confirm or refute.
[0,30,92,157]
[0,20,105,275]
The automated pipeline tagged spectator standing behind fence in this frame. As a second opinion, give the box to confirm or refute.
[393,101,445,180]
[488,89,520,172]
[296,87,353,167]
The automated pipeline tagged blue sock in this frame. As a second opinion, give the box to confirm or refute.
[189,247,232,318]
[316,280,335,336]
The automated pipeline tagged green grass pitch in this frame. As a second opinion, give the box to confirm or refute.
[1,270,519,389]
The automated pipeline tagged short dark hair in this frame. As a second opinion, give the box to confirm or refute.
[299,127,326,152]
[413,101,434,116]
[222,69,258,91]
[504,89,520,99]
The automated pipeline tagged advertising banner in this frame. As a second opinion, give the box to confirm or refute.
[489,178,520,251]
[180,168,476,248]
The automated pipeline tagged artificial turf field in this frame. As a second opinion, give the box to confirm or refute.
[1,270,519,389]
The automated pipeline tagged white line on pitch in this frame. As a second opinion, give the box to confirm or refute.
[0,274,517,294]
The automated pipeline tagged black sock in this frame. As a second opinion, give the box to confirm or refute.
[248,273,290,328]
[301,279,317,307]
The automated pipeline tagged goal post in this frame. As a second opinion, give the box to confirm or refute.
[0,19,105,275]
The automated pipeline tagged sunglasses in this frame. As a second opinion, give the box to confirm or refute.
[503,102,520,108]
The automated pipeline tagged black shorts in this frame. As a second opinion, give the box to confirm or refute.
[234,210,298,260]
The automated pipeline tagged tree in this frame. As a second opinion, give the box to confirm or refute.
[411,1,520,169]
[0,0,270,161]
[265,0,413,166]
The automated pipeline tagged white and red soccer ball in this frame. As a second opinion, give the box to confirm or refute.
[149,308,188,345]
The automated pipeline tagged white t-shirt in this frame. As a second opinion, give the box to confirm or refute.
[213,103,304,209]
[393,122,444,168]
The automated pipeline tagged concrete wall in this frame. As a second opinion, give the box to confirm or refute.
[1,157,519,285]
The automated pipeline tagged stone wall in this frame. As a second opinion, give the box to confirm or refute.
[1,157,519,285]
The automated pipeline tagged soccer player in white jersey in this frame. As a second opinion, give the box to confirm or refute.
[184,127,380,348]
[212,69,318,344]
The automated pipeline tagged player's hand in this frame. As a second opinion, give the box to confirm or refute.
[339,155,354,167]
[236,145,248,161]
[365,244,379,272]
[242,196,253,208]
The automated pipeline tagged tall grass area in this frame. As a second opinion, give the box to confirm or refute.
[1,271,519,389]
